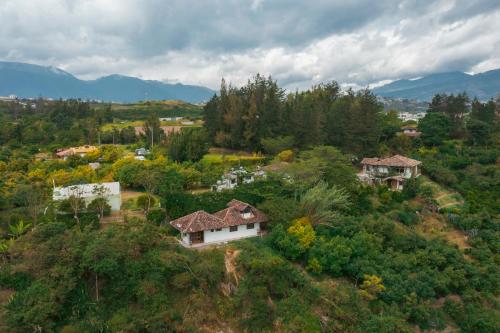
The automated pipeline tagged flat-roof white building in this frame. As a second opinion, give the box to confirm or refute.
[52,182,121,211]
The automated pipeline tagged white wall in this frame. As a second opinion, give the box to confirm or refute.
[181,233,190,245]
[203,223,260,244]
[81,193,121,211]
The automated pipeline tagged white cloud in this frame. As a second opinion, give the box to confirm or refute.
[0,0,499,90]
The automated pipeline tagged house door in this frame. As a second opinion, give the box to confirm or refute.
[190,231,204,244]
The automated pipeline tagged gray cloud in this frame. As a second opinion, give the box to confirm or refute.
[1,0,499,89]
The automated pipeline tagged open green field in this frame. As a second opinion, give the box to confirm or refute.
[94,100,204,121]
[100,119,203,131]
[201,152,266,166]
[420,176,464,211]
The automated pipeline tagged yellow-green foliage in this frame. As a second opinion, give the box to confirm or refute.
[201,153,265,166]
[288,217,316,249]
[49,165,97,187]
[277,149,294,162]
[359,274,385,301]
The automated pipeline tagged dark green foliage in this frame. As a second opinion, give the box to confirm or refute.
[204,77,382,156]
[418,112,452,146]
[466,118,491,146]
[260,135,295,154]
[234,242,320,333]
[146,208,167,225]
[444,298,500,333]
[87,197,111,217]
[167,127,210,162]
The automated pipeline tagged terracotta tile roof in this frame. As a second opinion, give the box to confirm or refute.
[56,145,98,157]
[170,210,226,233]
[361,154,421,167]
[227,199,251,211]
[170,200,269,233]
[213,206,268,226]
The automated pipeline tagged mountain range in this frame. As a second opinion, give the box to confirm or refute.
[372,69,500,101]
[0,61,215,103]
[2,61,499,103]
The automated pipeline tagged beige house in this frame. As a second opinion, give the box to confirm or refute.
[56,145,98,159]
[358,155,421,190]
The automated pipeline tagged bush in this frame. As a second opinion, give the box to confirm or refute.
[146,208,167,225]
[397,209,419,226]
[87,198,111,217]
[277,149,294,162]
[137,195,156,213]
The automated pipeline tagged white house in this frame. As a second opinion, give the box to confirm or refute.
[212,167,266,192]
[55,145,98,160]
[134,148,149,161]
[170,199,269,247]
[52,182,121,211]
[358,155,421,191]
[159,117,183,122]
[398,112,426,122]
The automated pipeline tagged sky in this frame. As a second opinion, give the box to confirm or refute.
[1,0,500,90]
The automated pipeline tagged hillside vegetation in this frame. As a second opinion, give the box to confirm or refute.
[0,76,498,332]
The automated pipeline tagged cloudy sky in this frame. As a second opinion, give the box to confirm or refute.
[1,0,499,90]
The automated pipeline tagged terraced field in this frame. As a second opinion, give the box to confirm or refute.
[420,176,464,211]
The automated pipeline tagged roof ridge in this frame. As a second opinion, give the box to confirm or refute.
[182,210,199,233]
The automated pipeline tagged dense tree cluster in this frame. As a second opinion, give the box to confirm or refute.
[204,75,383,156]
[418,94,499,146]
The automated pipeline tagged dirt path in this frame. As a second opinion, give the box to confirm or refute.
[224,249,241,285]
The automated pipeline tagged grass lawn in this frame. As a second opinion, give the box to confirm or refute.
[201,153,265,165]
[100,119,203,131]
[420,176,464,210]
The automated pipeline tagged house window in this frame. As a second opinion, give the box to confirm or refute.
[246,223,254,229]
[216,228,222,231]
[230,226,238,232]
[210,229,214,232]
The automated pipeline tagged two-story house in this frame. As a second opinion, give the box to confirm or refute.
[358,155,421,190]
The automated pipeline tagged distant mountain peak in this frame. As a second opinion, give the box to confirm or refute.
[0,61,214,103]
[373,69,500,101]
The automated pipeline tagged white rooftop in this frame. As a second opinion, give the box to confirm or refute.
[53,182,120,200]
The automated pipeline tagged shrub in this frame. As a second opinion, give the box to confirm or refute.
[87,198,111,217]
[146,208,167,225]
[137,194,156,213]
[277,149,294,162]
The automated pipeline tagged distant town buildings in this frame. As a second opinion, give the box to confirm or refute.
[52,182,122,211]
[358,155,421,191]
[0,94,17,101]
[398,112,426,122]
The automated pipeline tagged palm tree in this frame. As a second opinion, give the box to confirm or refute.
[300,181,350,226]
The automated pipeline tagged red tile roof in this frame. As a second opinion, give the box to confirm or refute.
[170,200,268,233]
[170,210,226,233]
[361,154,421,167]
